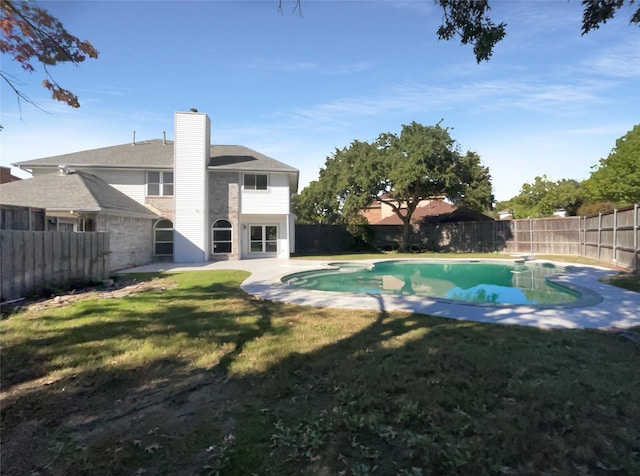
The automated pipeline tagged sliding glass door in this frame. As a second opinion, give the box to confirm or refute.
[249,225,278,253]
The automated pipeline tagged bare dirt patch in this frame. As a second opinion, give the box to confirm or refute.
[2,367,241,476]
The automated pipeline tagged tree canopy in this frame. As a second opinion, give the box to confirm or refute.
[295,121,493,251]
[1,0,99,111]
[292,179,341,225]
[495,176,586,218]
[584,124,640,205]
[495,125,639,218]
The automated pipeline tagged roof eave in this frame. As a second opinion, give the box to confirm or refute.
[46,207,102,213]
[13,163,171,170]
[206,165,298,173]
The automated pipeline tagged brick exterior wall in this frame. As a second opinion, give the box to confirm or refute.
[360,205,382,224]
[145,196,174,222]
[95,214,154,271]
[208,172,240,260]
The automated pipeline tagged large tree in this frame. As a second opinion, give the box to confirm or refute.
[584,124,640,205]
[303,121,493,251]
[495,175,586,218]
[293,179,340,224]
[1,0,99,111]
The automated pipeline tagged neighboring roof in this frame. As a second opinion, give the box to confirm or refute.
[13,140,299,174]
[0,170,158,219]
[0,166,21,184]
[376,200,457,225]
[422,206,494,224]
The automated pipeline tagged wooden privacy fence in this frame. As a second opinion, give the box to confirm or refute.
[295,204,639,271]
[506,205,639,270]
[0,231,110,302]
[0,204,46,231]
[505,217,583,256]
[295,222,511,254]
[582,204,639,271]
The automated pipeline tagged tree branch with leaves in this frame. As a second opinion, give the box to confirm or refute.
[280,0,639,62]
[0,0,99,113]
[437,0,639,62]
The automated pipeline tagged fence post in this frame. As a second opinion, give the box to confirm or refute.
[529,218,534,254]
[613,208,618,266]
[597,212,602,260]
[635,204,638,271]
[582,216,586,257]
[492,221,497,252]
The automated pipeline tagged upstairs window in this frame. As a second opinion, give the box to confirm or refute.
[243,173,268,190]
[147,171,174,196]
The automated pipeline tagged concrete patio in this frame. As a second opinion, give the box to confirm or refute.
[119,258,640,330]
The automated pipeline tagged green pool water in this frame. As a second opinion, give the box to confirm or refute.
[282,260,579,305]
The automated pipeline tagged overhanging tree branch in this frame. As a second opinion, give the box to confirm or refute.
[0,0,99,113]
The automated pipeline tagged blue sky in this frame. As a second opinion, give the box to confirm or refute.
[1,0,638,201]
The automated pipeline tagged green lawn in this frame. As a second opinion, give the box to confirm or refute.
[1,270,639,475]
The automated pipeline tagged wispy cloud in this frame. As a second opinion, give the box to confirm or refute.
[77,85,132,97]
[237,58,374,75]
[581,41,640,78]
[385,0,436,16]
[323,62,375,75]
[559,123,638,136]
[271,74,614,130]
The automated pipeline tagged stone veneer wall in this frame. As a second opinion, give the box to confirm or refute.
[208,172,240,260]
[145,197,175,222]
[95,214,154,271]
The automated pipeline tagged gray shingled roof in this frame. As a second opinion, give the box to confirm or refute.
[13,140,174,169]
[208,145,298,173]
[0,171,158,218]
[13,140,299,174]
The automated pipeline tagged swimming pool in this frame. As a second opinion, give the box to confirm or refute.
[282,260,581,306]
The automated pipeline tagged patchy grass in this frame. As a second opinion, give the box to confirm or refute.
[602,273,640,293]
[1,270,639,475]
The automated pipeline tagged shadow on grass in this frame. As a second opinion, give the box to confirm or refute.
[1,270,639,475]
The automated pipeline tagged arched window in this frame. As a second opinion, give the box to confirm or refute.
[212,219,232,254]
[154,219,174,256]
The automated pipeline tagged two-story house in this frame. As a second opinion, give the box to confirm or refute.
[11,110,299,266]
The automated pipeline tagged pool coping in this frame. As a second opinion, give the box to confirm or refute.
[119,257,640,330]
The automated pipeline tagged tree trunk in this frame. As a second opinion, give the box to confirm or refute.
[399,218,411,252]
